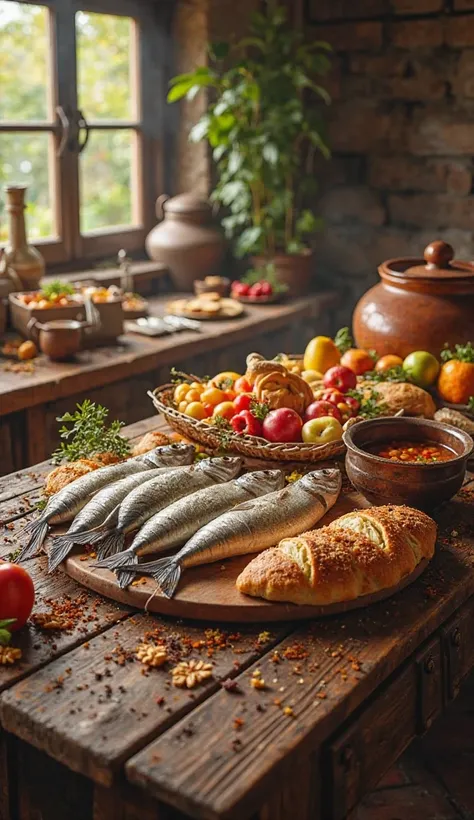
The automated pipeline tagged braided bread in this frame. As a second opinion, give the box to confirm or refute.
[236,505,436,606]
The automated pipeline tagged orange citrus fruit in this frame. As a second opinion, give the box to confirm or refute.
[340,348,374,375]
[375,354,403,372]
[437,361,474,405]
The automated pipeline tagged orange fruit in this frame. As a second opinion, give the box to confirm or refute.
[201,387,227,406]
[437,360,474,405]
[375,354,403,372]
[212,401,236,420]
[184,401,207,420]
[340,348,374,375]
[174,383,190,403]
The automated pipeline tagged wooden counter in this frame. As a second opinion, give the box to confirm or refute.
[0,292,338,474]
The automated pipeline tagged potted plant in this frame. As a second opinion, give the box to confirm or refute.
[167,3,331,296]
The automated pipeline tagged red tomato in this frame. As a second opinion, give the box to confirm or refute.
[233,392,253,413]
[321,388,345,406]
[234,376,252,394]
[0,562,35,630]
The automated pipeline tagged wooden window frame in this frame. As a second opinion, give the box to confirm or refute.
[0,0,172,268]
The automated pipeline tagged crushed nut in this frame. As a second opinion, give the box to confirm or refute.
[30,613,73,630]
[135,643,168,668]
[171,659,213,689]
[251,677,266,690]
[0,646,22,665]
[283,706,294,717]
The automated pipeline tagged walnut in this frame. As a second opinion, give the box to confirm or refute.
[30,613,73,630]
[171,659,213,689]
[0,646,22,665]
[135,643,168,668]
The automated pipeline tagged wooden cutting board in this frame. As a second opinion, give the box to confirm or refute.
[50,484,431,623]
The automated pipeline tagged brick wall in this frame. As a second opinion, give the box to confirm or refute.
[310,0,474,324]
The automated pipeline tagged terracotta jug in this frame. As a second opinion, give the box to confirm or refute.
[145,193,226,291]
[27,318,90,361]
[0,186,45,290]
[353,240,474,359]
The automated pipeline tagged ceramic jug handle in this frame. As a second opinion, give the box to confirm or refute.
[156,194,169,221]
[27,317,40,343]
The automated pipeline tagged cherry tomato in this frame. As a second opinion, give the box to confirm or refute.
[202,403,214,417]
[233,393,253,413]
[234,376,252,394]
[174,383,190,403]
[185,389,202,403]
[185,401,207,420]
[212,401,236,420]
[0,562,35,630]
[201,387,227,406]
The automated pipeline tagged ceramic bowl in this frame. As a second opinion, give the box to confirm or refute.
[343,417,473,510]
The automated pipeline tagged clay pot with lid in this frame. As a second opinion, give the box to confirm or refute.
[145,193,226,291]
[353,240,474,359]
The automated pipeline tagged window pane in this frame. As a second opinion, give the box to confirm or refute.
[76,11,134,121]
[0,2,50,122]
[80,129,136,233]
[0,132,54,241]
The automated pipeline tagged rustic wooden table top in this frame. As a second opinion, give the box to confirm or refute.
[0,292,337,417]
[0,415,473,820]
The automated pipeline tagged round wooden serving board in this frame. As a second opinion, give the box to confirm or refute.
[51,487,431,623]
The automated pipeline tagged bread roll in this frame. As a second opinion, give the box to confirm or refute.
[366,381,436,419]
[236,505,436,606]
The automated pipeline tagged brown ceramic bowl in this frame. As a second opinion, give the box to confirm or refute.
[343,417,473,510]
[194,277,231,297]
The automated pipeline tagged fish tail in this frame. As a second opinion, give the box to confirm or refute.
[132,557,182,599]
[48,538,76,573]
[95,532,125,561]
[93,550,137,588]
[66,527,108,546]
[17,519,49,561]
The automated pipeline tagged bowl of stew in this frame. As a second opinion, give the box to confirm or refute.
[343,417,473,509]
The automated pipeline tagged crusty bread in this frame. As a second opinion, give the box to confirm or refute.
[245,352,287,386]
[132,431,171,456]
[236,505,436,606]
[365,381,436,419]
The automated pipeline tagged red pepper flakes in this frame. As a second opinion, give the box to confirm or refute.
[233,717,245,731]
[317,692,327,700]
[283,644,309,661]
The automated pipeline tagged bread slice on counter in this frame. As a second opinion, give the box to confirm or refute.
[236,505,436,606]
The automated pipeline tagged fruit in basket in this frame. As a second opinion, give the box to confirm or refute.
[340,348,374,375]
[301,416,343,445]
[321,388,345,405]
[304,400,342,424]
[402,351,440,388]
[17,340,38,360]
[233,393,253,413]
[375,354,403,372]
[211,371,241,388]
[262,408,303,442]
[185,402,207,420]
[303,336,340,374]
[231,410,263,437]
[212,401,236,420]
[234,376,252,394]
[254,369,313,414]
[201,386,227,406]
[323,365,357,392]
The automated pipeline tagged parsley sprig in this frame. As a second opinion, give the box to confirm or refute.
[249,398,270,420]
[440,342,474,364]
[334,327,353,355]
[51,400,130,464]
[348,388,387,419]
[363,365,409,384]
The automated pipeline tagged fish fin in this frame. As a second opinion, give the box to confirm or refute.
[93,550,137,589]
[95,532,125,561]
[48,539,76,573]
[17,519,49,561]
[66,527,108,546]
[128,557,182,599]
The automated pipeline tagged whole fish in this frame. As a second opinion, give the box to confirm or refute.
[95,469,285,588]
[47,444,194,572]
[17,444,195,562]
[120,468,342,598]
[72,456,242,561]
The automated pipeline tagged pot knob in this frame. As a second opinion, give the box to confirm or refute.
[424,240,454,269]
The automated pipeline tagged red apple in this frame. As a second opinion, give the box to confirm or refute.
[323,365,357,393]
[321,388,345,406]
[262,408,303,442]
[304,400,342,424]
[301,416,343,445]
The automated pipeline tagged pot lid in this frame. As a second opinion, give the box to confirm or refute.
[163,193,212,214]
[385,240,474,281]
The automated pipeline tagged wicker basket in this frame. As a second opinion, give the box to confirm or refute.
[148,384,346,463]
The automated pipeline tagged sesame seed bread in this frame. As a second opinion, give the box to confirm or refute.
[236,505,436,606]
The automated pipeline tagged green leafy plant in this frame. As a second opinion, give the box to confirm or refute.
[334,327,353,355]
[241,263,288,293]
[52,400,130,464]
[167,4,331,258]
[0,619,16,647]
[364,366,409,384]
[348,388,386,419]
[440,342,474,363]
[39,280,75,300]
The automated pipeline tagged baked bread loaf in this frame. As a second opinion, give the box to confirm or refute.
[132,430,171,456]
[236,505,436,606]
[254,368,313,414]
[245,352,287,386]
[363,381,436,419]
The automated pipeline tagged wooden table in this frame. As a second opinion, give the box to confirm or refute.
[0,292,337,476]
[1,415,474,820]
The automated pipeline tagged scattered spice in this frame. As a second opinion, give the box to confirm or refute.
[30,613,74,630]
[135,644,168,668]
[171,659,213,689]
[233,717,245,731]
[250,669,266,690]
[283,643,309,661]
[283,706,294,717]
[220,678,241,693]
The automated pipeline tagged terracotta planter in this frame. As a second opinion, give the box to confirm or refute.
[353,240,474,359]
[252,250,313,297]
[145,193,226,292]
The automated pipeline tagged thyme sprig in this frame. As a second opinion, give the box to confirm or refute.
[249,398,270,420]
[212,416,234,450]
[51,400,130,464]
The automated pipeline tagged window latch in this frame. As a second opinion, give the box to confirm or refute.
[56,106,71,157]
[76,109,90,154]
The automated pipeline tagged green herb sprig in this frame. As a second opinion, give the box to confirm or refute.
[363,366,409,384]
[51,400,130,464]
[39,280,75,300]
[334,327,353,355]
[35,497,48,511]
[212,415,234,450]
[250,398,270,420]
[0,619,16,647]
[440,342,474,364]
[348,388,386,419]
[467,396,474,414]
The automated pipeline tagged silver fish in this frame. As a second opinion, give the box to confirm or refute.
[95,469,285,587]
[17,444,195,562]
[73,456,242,561]
[121,468,342,598]
[47,445,194,572]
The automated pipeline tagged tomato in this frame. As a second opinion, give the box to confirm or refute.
[212,371,241,389]
[184,402,207,420]
[174,383,190,403]
[185,389,202,403]
[212,401,236,420]
[202,403,214,417]
[201,387,227,406]
[0,562,35,630]
[233,393,253,413]
[234,376,252,394]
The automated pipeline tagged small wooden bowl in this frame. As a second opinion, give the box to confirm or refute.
[343,417,473,510]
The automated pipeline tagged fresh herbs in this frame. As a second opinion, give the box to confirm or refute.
[212,415,234,450]
[467,396,474,414]
[334,327,353,355]
[348,388,386,419]
[35,497,48,511]
[40,280,75,300]
[0,619,16,647]
[51,400,130,464]
[440,342,474,363]
[363,366,408,383]
[249,398,270,420]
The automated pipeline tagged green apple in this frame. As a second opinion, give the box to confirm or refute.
[403,351,440,388]
[302,416,343,445]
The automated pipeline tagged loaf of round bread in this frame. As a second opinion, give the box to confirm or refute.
[236,505,436,606]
